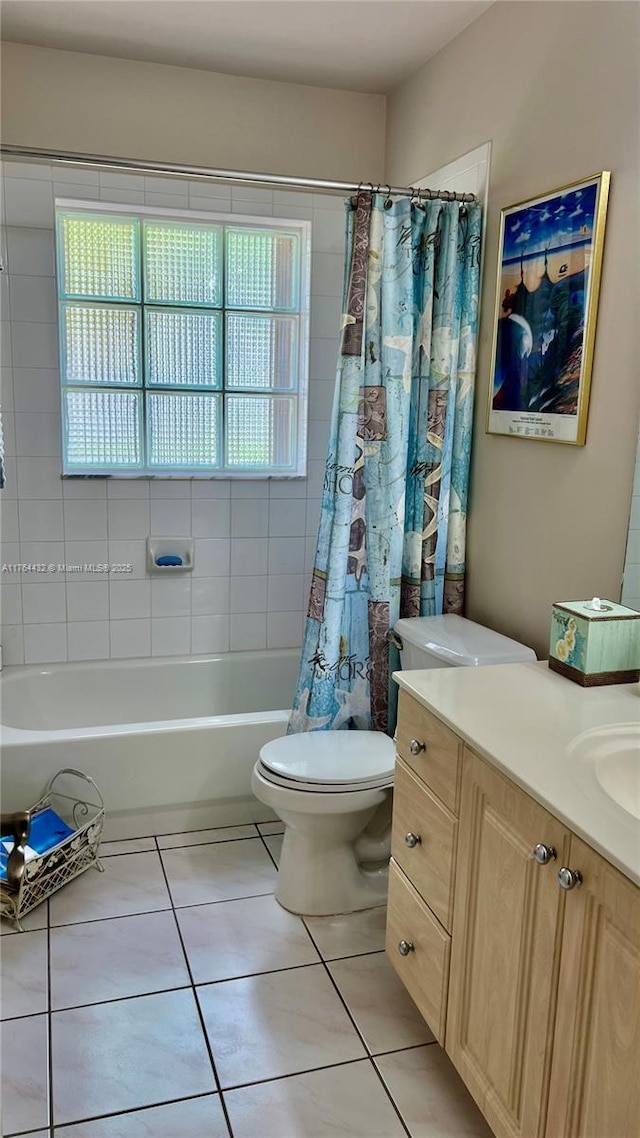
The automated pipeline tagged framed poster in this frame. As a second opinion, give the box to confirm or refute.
[486,172,610,445]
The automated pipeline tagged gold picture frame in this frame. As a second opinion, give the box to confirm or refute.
[486,171,610,445]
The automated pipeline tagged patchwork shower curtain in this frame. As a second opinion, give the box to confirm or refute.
[289,190,482,736]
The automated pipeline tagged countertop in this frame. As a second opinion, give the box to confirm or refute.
[394,661,640,886]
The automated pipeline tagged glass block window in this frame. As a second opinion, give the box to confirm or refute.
[56,201,310,477]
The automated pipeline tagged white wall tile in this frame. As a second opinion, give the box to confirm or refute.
[1,499,19,542]
[231,499,269,538]
[68,620,110,661]
[308,420,330,462]
[3,161,52,181]
[267,610,304,649]
[4,179,53,228]
[0,321,12,367]
[15,412,60,457]
[191,479,231,499]
[66,581,109,622]
[150,479,190,499]
[110,618,151,659]
[268,537,306,575]
[1,457,17,496]
[24,622,67,663]
[144,176,189,197]
[145,192,190,210]
[16,457,62,499]
[2,624,24,664]
[312,209,345,254]
[9,275,56,322]
[268,574,306,613]
[108,499,150,540]
[191,499,230,538]
[106,479,149,499]
[107,539,146,579]
[311,252,344,297]
[191,577,230,616]
[1,410,16,456]
[1,582,22,624]
[62,478,107,500]
[191,615,230,654]
[64,541,109,579]
[22,582,66,624]
[6,228,55,276]
[12,368,60,414]
[152,616,191,656]
[99,172,144,191]
[54,182,95,202]
[268,499,306,538]
[230,612,267,651]
[309,338,339,381]
[193,538,230,577]
[65,499,108,541]
[150,498,191,534]
[151,576,191,617]
[54,167,99,187]
[11,322,58,368]
[20,540,64,567]
[19,500,63,541]
[268,478,308,499]
[188,194,232,215]
[99,188,145,205]
[109,579,151,620]
[310,294,342,340]
[0,367,14,415]
[231,538,268,577]
[309,379,335,421]
[230,576,268,614]
[230,479,268,499]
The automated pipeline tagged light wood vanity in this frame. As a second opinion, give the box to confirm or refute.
[387,679,640,1138]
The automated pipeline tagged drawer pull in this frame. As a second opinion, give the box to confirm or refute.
[398,939,415,956]
[533,843,556,865]
[558,867,583,891]
[410,739,426,756]
[404,832,422,848]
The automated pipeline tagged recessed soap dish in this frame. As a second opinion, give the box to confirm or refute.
[146,537,194,574]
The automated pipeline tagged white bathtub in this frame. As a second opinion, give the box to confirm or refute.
[0,650,299,839]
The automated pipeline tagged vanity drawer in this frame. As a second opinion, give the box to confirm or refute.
[386,858,451,1045]
[396,690,461,814]
[391,759,457,931]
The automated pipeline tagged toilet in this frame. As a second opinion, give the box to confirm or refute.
[252,614,536,916]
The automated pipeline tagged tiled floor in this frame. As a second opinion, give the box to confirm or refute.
[1,822,493,1137]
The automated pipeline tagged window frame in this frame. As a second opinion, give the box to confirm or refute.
[55,197,311,479]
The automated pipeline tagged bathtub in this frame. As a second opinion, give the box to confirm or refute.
[0,650,299,840]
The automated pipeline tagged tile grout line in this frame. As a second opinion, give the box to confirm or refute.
[154,833,236,1138]
[46,898,54,1137]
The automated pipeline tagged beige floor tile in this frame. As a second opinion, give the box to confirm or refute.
[304,906,387,960]
[160,837,276,907]
[328,951,434,1054]
[1,1013,49,1135]
[0,928,48,1018]
[257,821,285,836]
[376,1044,493,1137]
[198,963,366,1088]
[51,989,216,1126]
[157,824,258,849]
[50,910,190,1009]
[263,833,283,865]
[177,892,319,983]
[99,837,157,857]
[1,901,48,935]
[54,1094,229,1136]
[49,852,171,926]
[225,1059,407,1138]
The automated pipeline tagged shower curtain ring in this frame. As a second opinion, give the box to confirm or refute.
[383,184,392,209]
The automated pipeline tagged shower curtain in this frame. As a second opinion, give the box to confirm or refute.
[289,190,482,736]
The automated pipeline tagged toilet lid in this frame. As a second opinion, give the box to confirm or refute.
[259,730,396,787]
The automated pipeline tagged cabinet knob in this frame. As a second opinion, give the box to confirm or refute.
[398,940,415,956]
[404,832,422,848]
[409,739,426,756]
[558,867,583,891]
[533,843,557,865]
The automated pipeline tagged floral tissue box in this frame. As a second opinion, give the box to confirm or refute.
[549,598,640,686]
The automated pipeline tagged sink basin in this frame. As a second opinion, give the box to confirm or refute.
[569,725,640,819]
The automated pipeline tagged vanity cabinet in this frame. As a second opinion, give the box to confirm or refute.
[387,689,640,1138]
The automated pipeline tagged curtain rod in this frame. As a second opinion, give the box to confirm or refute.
[0,144,477,204]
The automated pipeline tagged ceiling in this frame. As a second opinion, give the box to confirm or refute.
[0,0,494,93]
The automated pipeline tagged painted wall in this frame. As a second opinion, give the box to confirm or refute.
[386,0,640,656]
[0,161,345,664]
[0,42,385,183]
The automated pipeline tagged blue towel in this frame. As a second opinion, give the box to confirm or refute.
[0,807,74,881]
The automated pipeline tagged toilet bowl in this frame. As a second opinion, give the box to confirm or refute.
[252,614,536,917]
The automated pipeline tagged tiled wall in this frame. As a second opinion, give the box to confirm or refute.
[0,161,345,664]
[621,424,640,613]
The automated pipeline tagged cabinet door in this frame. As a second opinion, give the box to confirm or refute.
[446,747,570,1138]
[546,836,640,1138]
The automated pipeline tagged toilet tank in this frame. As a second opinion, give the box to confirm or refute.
[393,614,536,670]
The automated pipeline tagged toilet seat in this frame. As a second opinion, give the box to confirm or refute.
[258,731,395,794]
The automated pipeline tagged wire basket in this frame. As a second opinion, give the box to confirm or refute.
[0,768,105,931]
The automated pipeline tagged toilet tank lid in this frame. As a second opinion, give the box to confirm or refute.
[393,615,537,667]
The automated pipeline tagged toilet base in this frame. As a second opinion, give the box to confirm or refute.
[274,820,389,917]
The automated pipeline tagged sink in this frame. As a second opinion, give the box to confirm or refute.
[568,724,640,820]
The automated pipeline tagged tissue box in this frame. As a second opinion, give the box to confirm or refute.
[549,599,640,686]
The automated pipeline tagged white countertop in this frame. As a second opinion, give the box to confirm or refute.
[394,661,640,886]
